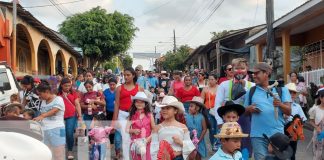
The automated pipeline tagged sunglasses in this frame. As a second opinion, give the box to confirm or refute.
[227,68,232,71]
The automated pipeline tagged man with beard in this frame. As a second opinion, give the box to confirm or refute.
[214,58,254,156]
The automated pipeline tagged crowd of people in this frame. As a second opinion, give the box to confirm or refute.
[1,57,324,160]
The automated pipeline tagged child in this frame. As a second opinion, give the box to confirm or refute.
[309,87,324,160]
[22,109,35,120]
[284,83,307,160]
[126,92,155,160]
[263,133,293,160]
[210,122,248,160]
[216,101,246,157]
[150,96,195,160]
[88,113,113,160]
[153,92,165,124]
[149,87,157,103]
[186,96,208,159]
[217,101,245,123]
[10,93,19,103]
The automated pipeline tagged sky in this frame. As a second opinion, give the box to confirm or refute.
[4,0,308,70]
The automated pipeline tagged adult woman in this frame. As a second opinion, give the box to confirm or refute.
[80,80,106,129]
[168,70,184,96]
[78,71,103,94]
[57,78,82,159]
[201,74,218,151]
[33,82,66,160]
[112,67,143,159]
[20,75,41,116]
[176,76,200,114]
[289,72,298,84]
[218,64,234,84]
[102,75,111,91]
[197,72,207,92]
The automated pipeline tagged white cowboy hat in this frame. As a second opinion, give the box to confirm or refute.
[285,83,298,93]
[187,96,205,109]
[0,132,52,160]
[158,96,185,113]
[131,91,151,104]
[161,71,168,75]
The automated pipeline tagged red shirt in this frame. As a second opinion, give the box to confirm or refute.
[176,86,200,103]
[218,77,229,85]
[81,91,104,115]
[119,84,139,112]
[58,91,78,119]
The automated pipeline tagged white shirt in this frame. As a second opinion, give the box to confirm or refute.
[214,79,255,124]
[40,96,65,130]
[309,105,324,125]
[78,80,103,93]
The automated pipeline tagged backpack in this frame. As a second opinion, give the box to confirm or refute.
[248,86,282,105]
[284,114,305,141]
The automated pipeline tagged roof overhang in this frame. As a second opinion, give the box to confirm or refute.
[246,0,324,44]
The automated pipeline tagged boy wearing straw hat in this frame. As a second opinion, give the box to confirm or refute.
[209,122,248,160]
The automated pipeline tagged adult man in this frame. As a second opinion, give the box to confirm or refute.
[135,65,148,90]
[244,62,291,160]
[147,70,159,88]
[214,58,254,154]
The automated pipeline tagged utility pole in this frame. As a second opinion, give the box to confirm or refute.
[173,29,176,53]
[12,0,17,73]
[216,41,221,73]
[265,0,275,61]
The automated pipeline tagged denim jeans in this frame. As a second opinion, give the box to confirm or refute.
[65,116,77,151]
[207,110,217,147]
[251,137,269,160]
[114,129,122,151]
[90,143,107,160]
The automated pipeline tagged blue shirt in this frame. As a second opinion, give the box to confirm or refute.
[244,86,292,138]
[209,148,242,160]
[103,89,115,112]
[147,77,159,88]
[286,102,307,122]
[137,76,148,90]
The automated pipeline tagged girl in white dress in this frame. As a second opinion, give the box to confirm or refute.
[150,96,195,160]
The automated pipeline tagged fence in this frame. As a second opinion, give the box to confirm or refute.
[299,69,324,86]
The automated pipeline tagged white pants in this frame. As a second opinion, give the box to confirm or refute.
[118,110,130,160]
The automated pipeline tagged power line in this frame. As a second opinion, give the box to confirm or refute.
[182,0,225,44]
[251,0,259,26]
[24,0,87,8]
[137,0,173,18]
[48,0,68,17]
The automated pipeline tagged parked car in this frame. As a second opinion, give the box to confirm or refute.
[0,62,20,107]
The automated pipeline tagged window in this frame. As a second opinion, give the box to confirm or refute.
[0,68,11,91]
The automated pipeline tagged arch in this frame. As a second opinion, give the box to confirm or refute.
[37,39,54,75]
[68,57,77,77]
[55,50,67,75]
[16,24,34,75]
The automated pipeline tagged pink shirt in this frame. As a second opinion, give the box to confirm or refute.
[88,126,113,144]
[130,112,152,140]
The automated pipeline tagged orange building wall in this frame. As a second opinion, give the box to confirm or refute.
[0,17,11,66]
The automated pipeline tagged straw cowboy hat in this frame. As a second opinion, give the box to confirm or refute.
[131,92,151,105]
[285,83,298,93]
[161,71,168,75]
[158,96,185,113]
[187,96,205,109]
[217,101,245,117]
[214,122,248,138]
[0,132,52,160]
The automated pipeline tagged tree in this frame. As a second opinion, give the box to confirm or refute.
[161,45,191,71]
[120,54,133,68]
[211,30,229,40]
[59,7,137,68]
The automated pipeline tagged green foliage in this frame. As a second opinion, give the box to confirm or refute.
[162,45,191,71]
[59,7,137,66]
[121,54,133,68]
[211,30,229,40]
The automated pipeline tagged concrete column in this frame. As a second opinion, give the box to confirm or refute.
[198,55,202,69]
[282,30,291,82]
